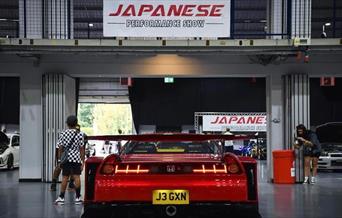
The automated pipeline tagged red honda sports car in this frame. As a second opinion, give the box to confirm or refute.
[82,134,261,218]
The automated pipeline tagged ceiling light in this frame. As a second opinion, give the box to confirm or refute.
[88,23,94,27]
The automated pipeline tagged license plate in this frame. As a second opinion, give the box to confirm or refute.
[152,190,189,205]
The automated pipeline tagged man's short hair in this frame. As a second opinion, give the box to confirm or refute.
[66,115,78,127]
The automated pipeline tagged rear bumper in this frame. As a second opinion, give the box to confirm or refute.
[93,174,249,202]
[82,202,260,218]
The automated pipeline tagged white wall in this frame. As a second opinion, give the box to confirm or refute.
[266,73,284,181]
[19,70,43,180]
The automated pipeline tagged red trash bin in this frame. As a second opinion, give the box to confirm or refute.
[272,150,295,184]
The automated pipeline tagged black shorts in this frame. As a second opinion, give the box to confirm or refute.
[61,162,82,176]
[303,150,321,158]
[304,153,321,158]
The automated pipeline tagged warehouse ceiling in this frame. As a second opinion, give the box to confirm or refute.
[311,0,342,38]
[0,0,19,38]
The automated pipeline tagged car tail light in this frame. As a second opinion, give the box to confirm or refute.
[114,164,149,174]
[100,155,150,175]
[100,154,117,174]
[224,154,242,174]
[193,164,227,174]
[192,155,242,174]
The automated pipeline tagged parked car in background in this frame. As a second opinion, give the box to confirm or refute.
[0,131,20,170]
[317,122,342,171]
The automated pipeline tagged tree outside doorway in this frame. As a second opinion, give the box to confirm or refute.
[77,103,133,135]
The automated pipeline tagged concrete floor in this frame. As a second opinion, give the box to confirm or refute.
[1,161,342,218]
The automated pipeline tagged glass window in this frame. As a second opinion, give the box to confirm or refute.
[12,135,19,147]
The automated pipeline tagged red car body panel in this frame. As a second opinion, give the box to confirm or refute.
[85,134,258,208]
[92,153,251,202]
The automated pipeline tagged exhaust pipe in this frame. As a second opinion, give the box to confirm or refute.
[165,206,177,217]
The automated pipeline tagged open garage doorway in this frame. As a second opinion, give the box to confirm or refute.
[77,103,133,135]
[0,77,20,174]
[77,78,134,157]
[310,77,342,172]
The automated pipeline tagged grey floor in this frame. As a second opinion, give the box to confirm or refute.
[1,161,342,218]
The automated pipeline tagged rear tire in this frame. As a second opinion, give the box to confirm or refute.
[7,154,14,170]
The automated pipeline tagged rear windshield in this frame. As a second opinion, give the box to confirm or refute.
[123,141,221,154]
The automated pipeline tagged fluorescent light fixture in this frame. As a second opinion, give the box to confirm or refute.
[88,23,94,27]
[325,23,331,26]
[0,18,19,22]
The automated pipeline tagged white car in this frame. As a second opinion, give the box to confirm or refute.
[0,131,20,170]
[317,123,342,171]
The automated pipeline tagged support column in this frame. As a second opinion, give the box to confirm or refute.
[42,74,75,182]
[267,0,284,39]
[266,73,284,181]
[283,73,310,183]
[19,0,73,39]
[291,0,311,38]
[19,0,43,38]
[44,0,74,39]
[19,71,43,180]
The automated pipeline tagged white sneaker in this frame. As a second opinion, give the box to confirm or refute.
[311,177,316,184]
[75,197,83,205]
[303,177,309,184]
[55,196,65,205]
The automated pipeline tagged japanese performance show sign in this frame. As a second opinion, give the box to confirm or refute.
[202,113,267,132]
[103,0,231,37]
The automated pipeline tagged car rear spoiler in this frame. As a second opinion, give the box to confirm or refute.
[87,134,251,142]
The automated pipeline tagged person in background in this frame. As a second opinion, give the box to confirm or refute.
[50,124,82,191]
[117,129,123,153]
[223,128,234,153]
[103,140,112,154]
[294,124,321,184]
[55,115,85,205]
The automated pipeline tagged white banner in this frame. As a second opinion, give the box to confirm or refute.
[203,114,267,132]
[103,0,231,37]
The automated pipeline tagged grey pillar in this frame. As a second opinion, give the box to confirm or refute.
[291,0,311,38]
[44,0,74,39]
[42,74,76,182]
[266,73,284,181]
[19,71,43,180]
[283,73,310,183]
[267,0,285,39]
[19,0,73,39]
[19,0,43,38]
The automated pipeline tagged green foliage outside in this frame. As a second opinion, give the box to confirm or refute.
[78,104,95,128]
[77,103,133,135]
